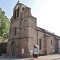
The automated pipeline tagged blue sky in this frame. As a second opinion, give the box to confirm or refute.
[0,0,60,36]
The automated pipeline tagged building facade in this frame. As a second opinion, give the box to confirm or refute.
[7,2,60,58]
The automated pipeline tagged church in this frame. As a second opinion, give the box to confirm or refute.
[7,1,60,58]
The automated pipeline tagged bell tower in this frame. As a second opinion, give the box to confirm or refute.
[7,1,37,57]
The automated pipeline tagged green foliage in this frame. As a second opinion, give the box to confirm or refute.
[0,7,10,41]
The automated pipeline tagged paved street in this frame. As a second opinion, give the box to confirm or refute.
[0,54,60,60]
[37,54,60,60]
[0,54,33,60]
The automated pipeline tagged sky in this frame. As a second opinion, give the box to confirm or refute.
[0,0,60,36]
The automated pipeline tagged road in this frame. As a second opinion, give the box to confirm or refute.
[0,54,60,60]
[37,54,60,60]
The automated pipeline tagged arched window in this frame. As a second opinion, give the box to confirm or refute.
[14,10,16,19]
[22,7,24,11]
[51,40,52,44]
[14,27,17,35]
[39,38,41,49]
[17,7,19,18]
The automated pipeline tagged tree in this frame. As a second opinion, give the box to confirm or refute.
[0,7,10,41]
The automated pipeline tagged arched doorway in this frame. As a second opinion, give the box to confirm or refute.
[11,41,15,56]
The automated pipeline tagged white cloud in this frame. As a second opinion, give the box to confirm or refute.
[31,0,60,36]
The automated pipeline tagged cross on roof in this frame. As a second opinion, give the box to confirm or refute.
[18,0,19,3]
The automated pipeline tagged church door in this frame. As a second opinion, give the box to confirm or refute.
[11,47,14,56]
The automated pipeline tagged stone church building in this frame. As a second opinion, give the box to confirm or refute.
[7,1,60,57]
